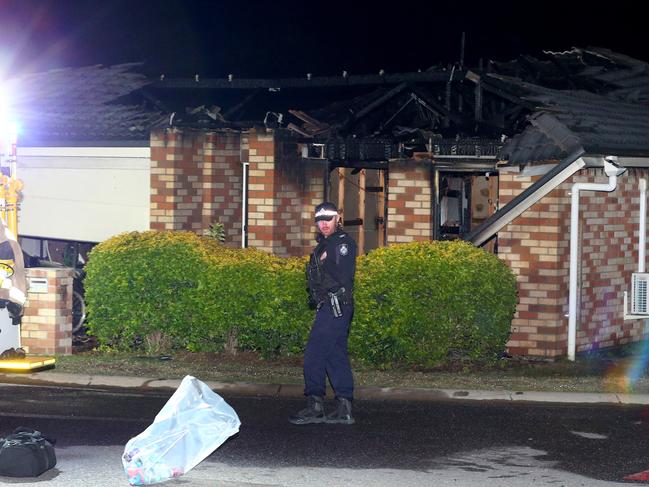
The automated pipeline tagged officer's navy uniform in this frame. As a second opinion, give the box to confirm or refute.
[304,228,356,401]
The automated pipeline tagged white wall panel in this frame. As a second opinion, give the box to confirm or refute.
[16,147,150,242]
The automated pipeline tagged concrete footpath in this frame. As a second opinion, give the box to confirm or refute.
[2,370,649,405]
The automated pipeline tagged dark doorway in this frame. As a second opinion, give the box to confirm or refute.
[328,167,386,255]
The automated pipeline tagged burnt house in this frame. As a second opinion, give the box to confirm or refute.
[8,47,649,358]
[144,46,649,357]
[147,64,507,254]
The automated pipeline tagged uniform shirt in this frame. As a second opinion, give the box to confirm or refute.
[307,229,357,303]
[317,229,356,291]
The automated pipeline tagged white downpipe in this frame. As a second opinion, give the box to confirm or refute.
[639,178,647,273]
[241,162,249,248]
[568,158,625,361]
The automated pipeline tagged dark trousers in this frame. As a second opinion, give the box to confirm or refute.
[303,303,354,400]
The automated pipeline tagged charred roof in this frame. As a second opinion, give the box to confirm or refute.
[4,47,649,163]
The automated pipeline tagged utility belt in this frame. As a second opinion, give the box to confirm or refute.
[316,287,352,318]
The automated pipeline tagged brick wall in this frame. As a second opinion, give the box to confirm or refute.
[246,131,279,253]
[498,167,648,357]
[274,139,325,255]
[151,128,325,257]
[150,128,243,244]
[386,159,433,244]
[246,132,325,256]
[21,267,74,355]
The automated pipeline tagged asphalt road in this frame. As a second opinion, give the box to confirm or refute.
[1,383,649,486]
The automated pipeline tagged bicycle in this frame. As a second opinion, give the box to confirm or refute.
[71,268,87,335]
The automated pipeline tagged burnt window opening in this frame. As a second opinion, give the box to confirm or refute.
[437,172,497,243]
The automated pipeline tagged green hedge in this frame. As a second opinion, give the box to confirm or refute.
[85,232,517,366]
[84,231,311,355]
[352,240,517,367]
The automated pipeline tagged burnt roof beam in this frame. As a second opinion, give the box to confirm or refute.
[341,84,460,135]
[349,83,410,121]
[328,160,389,170]
[466,71,537,110]
[371,95,417,136]
[409,86,464,125]
[152,70,464,90]
[338,82,411,133]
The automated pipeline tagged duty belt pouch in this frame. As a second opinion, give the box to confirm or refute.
[328,287,345,318]
[0,427,56,477]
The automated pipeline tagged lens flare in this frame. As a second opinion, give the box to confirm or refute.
[624,335,649,389]
[603,329,649,393]
[1,88,19,158]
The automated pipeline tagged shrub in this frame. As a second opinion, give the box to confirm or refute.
[84,231,311,355]
[85,231,214,351]
[190,246,310,355]
[85,232,517,366]
[351,240,517,367]
[205,221,226,243]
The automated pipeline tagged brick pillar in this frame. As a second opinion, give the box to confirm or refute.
[300,160,327,252]
[150,128,197,231]
[21,267,74,355]
[201,131,244,245]
[386,159,433,244]
[273,140,325,256]
[150,128,244,244]
[246,130,278,253]
[498,167,648,357]
[246,132,326,257]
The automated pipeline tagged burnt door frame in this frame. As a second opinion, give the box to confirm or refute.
[324,160,388,254]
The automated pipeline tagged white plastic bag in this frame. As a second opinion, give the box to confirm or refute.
[122,375,241,485]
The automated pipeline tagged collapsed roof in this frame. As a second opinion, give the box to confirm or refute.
[492,48,649,164]
[152,46,649,164]
[3,47,649,164]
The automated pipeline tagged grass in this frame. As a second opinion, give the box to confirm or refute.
[47,343,649,394]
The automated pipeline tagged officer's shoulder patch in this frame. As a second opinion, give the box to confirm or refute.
[338,243,349,256]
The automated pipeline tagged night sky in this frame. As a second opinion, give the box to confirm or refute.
[0,0,647,80]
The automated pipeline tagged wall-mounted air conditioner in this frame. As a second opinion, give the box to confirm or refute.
[631,273,649,315]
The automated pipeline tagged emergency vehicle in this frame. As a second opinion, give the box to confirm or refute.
[0,102,55,371]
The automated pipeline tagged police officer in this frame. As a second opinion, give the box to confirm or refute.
[289,202,356,425]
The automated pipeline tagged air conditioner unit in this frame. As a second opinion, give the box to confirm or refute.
[631,273,649,315]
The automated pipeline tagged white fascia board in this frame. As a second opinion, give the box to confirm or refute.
[615,157,649,168]
[581,156,649,168]
[518,164,557,177]
[17,147,151,158]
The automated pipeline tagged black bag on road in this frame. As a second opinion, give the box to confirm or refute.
[0,427,56,477]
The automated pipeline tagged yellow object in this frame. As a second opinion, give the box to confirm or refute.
[0,259,14,278]
[0,174,22,237]
[0,356,56,372]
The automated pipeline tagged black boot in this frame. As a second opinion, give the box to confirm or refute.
[288,395,326,425]
[326,397,355,425]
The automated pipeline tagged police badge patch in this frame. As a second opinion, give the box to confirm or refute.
[338,243,348,256]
